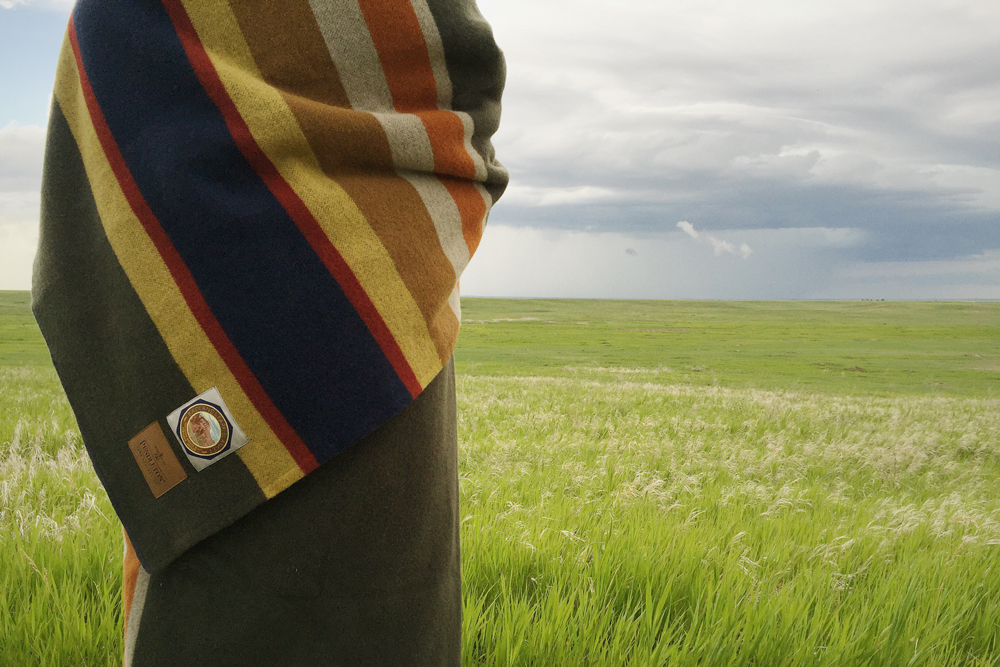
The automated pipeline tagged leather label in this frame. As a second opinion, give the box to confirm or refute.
[128,421,187,498]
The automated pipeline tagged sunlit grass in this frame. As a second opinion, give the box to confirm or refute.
[0,368,120,667]
[458,375,1000,666]
[455,299,1000,397]
[3,295,1000,665]
[4,366,1000,665]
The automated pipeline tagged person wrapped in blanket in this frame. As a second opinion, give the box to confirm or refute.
[32,0,506,664]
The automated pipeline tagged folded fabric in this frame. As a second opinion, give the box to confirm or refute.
[33,0,506,571]
[122,359,461,667]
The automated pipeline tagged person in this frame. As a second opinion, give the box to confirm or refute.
[186,412,218,452]
[32,0,507,664]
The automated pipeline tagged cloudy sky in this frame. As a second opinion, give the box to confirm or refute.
[2,0,998,298]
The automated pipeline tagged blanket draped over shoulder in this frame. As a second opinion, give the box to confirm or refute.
[33,0,506,571]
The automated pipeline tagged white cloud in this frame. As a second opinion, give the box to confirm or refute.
[706,236,735,257]
[1,0,74,10]
[843,251,1000,280]
[1,0,997,300]
[0,191,40,290]
[502,183,618,207]
[0,123,44,289]
[0,221,37,290]
[676,220,698,239]
[0,122,45,190]
[675,220,752,259]
[829,251,1000,300]
[926,165,1000,211]
[0,191,40,221]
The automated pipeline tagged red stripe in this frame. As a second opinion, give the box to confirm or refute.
[159,0,422,399]
[68,20,319,473]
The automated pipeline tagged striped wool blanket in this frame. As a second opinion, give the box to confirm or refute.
[33,0,506,571]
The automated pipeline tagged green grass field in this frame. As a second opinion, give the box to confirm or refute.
[2,291,999,666]
[455,299,999,397]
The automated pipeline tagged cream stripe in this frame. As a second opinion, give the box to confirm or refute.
[182,0,442,387]
[474,181,494,215]
[305,0,463,304]
[397,0,491,267]
[365,114,464,319]
[447,284,461,323]
[373,113,436,173]
[308,0,393,111]
[310,0,475,318]
[401,172,471,275]
[54,41,302,497]
[308,1,443,183]
[476,181,493,209]
[457,111,489,182]
[409,0,491,181]
[122,565,149,667]
[409,0,453,110]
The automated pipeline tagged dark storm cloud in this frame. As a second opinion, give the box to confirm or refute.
[491,181,998,261]
[480,0,1000,266]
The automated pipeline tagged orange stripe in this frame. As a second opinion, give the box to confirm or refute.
[442,178,488,255]
[179,0,443,388]
[161,0,423,398]
[227,0,458,363]
[418,110,478,180]
[122,530,140,636]
[336,172,459,359]
[356,0,437,113]
[357,0,485,258]
[286,101,459,363]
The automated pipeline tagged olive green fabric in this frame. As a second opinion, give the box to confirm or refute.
[131,358,460,667]
[33,101,267,573]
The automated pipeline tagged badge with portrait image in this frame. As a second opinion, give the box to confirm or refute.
[166,387,249,471]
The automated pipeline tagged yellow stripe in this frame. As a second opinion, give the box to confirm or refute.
[180,0,442,388]
[53,37,302,498]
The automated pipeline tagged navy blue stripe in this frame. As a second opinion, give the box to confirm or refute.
[72,0,411,462]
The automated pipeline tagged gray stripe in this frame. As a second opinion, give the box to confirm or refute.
[123,565,150,667]
[447,285,461,322]
[410,0,453,110]
[424,0,509,203]
[457,110,488,181]
[373,113,437,173]
[309,0,393,111]
[308,0,470,289]
[401,172,471,275]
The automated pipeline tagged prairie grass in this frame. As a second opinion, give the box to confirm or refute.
[456,299,1000,397]
[2,296,1000,665]
[4,367,1000,665]
[0,368,120,667]
[458,375,1000,666]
